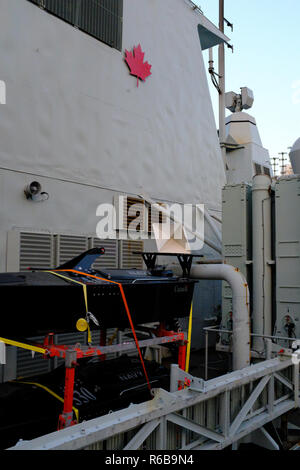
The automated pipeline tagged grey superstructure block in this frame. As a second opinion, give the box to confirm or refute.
[221,183,252,336]
[275,176,300,339]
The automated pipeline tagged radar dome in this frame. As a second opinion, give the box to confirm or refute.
[290,138,300,175]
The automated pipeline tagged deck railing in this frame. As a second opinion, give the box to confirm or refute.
[10,356,298,451]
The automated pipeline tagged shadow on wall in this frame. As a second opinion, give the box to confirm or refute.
[191,279,222,350]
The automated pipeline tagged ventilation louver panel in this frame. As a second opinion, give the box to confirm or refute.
[79,0,123,51]
[27,0,123,51]
[43,0,77,24]
[254,163,263,175]
[19,232,54,271]
[125,197,146,233]
[56,234,89,266]
[114,195,146,233]
[119,240,144,269]
[28,0,77,24]
[91,238,118,270]
[16,336,52,378]
[224,244,244,258]
[148,203,167,234]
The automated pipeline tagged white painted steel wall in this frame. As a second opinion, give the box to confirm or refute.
[275,176,300,341]
[0,0,225,273]
[0,0,226,355]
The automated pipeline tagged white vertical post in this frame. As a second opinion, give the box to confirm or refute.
[268,374,274,414]
[205,330,209,381]
[264,338,273,360]
[294,363,299,409]
[170,364,180,393]
[156,417,167,450]
[0,80,6,105]
[252,175,273,352]
[219,390,230,438]
[218,0,227,170]
[0,342,6,364]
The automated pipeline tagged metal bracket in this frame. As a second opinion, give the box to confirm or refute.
[65,349,78,368]
[177,254,194,278]
[134,252,203,277]
[141,253,157,270]
[183,371,206,393]
[170,364,206,393]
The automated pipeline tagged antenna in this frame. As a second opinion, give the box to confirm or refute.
[225,87,254,113]
[224,17,233,32]
[218,0,226,151]
[279,152,288,176]
[218,0,234,170]
[271,156,279,176]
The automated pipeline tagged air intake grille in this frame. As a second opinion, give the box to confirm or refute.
[17,335,52,378]
[15,232,143,271]
[79,0,123,51]
[224,244,243,257]
[56,234,89,266]
[148,203,167,234]
[254,163,262,175]
[91,238,119,270]
[124,197,146,233]
[43,0,77,24]
[27,0,123,51]
[19,232,54,271]
[119,240,144,269]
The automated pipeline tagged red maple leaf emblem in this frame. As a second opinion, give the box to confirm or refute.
[125,44,152,87]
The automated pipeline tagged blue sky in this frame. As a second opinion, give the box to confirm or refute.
[195,0,300,172]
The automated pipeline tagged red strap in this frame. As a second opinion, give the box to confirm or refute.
[118,284,151,391]
[55,269,152,392]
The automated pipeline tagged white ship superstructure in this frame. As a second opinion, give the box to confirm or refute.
[0,0,299,453]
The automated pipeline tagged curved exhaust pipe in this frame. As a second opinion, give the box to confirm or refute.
[171,262,251,370]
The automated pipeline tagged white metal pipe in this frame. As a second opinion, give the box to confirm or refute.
[264,339,273,360]
[209,48,213,66]
[252,175,273,352]
[170,263,251,370]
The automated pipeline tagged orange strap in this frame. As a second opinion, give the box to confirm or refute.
[54,269,152,392]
